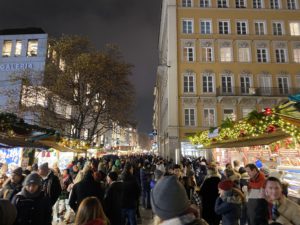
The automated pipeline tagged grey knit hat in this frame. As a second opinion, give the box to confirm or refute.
[0,199,17,225]
[39,162,49,171]
[150,175,190,220]
[24,173,42,186]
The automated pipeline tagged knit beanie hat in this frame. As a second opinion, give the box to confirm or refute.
[12,167,23,176]
[0,199,17,225]
[218,179,233,191]
[24,173,42,186]
[150,175,190,220]
[39,162,49,171]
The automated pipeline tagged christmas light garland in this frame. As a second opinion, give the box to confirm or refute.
[190,108,300,147]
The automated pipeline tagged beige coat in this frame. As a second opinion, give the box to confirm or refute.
[274,196,300,225]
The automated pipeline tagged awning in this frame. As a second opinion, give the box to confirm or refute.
[38,139,86,153]
[207,130,290,149]
[0,133,49,149]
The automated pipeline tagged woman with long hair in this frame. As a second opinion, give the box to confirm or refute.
[75,197,110,225]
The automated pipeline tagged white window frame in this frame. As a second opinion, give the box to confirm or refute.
[183,46,195,62]
[183,73,196,93]
[277,76,290,94]
[238,47,251,62]
[200,19,212,34]
[253,0,264,8]
[203,108,216,127]
[270,0,281,8]
[254,21,266,35]
[219,20,231,34]
[287,0,298,9]
[275,48,287,63]
[27,39,38,57]
[236,21,248,35]
[257,48,269,62]
[240,74,252,94]
[202,73,215,93]
[272,21,284,35]
[259,74,272,95]
[221,74,234,94]
[220,47,233,62]
[236,0,247,8]
[218,0,229,7]
[289,22,300,36]
[242,108,253,118]
[201,46,214,62]
[182,19,194,34]
[223,108,236,121]
[182,0,193,7]
[293,48,300,63]
[2,40,12,57]
[184,108,196,126]
[200,0,211,7]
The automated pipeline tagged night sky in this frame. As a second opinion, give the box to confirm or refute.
[0,0,162,133]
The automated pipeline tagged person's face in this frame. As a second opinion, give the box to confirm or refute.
[265,181,282,201]
[38,168,48,177]
[73,166,78,172]
[245,167,257,179]
[26,184,39,194]
[63,170,68,176]
[226,164,233,169]
[174,168,181,177]
[218,188,225,197]
[11,174,22,184]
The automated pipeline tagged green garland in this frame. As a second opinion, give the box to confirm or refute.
[190,110,300,147]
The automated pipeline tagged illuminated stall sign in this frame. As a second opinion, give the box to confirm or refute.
[0,147,22,166]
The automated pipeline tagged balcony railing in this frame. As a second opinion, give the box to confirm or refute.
[216,87,300,97]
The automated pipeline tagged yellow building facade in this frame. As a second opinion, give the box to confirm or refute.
[154,0,300,158]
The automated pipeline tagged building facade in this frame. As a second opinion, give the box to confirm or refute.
[154,0,300,159]
[0,28,48,112]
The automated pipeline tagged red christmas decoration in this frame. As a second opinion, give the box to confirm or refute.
[266,125,276,133]
[264,108,272,116]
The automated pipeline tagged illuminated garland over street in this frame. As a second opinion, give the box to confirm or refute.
[189,109,300,147]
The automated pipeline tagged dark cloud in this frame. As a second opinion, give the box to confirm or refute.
[0,0,162,133]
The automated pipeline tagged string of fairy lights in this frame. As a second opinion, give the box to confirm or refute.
[190,108,300,147]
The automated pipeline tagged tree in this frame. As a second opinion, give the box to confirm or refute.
[6,35,136,144]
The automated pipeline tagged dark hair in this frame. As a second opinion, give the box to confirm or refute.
[245,163,258,172]
[269,222,283,225]
[233,160,240,167]
[108,171,118,181]
[265,176,282,188]
[173,164,181,170]
[238,167,246,174]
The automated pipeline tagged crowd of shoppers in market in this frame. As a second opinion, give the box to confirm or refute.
[0,154,300,225]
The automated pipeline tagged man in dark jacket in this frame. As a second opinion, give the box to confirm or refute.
[120,162,140,225]
[38,162,62,207]
[139,161,152,209]
[12,172,52,225]
[69,170,105,212]
[104,171,123,225]
[0,167,24,201]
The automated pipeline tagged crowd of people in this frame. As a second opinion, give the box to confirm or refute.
[0,154,300,225]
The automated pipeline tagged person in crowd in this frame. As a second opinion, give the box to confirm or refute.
[245,163,269,225]
[74,197,110,225]
[225,163,233,170]
[0,163,8,188]
[150,169,163,189]
[140,161,152,209]
[69,169,105,212]
[239,167,250,189]
[12,173,52,225]
[265,176,300,225]
[0,199,17,225]
[31,163,38,173]
[199,165,221,225]
[38,162,62,207]
[120,162,140,225]
[104,171,123,225]
[183,162,196,199]
[52,162,61,177]
[151,175,208,225]
[224,168,241,188]
[71,165,79,180]
[156,159,165,174]
[0,167,25,201]
[173,164,184,185]
[233,160,241,173]
[57,168,73,218]
[215,180,242,225]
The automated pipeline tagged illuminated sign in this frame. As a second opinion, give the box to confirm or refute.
[0,63,33,72]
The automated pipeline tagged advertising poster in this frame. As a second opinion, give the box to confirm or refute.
[0,147,22,172]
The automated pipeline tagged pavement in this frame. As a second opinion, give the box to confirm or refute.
[52,207,154,225]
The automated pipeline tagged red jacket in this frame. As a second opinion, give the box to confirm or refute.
[248,171,265,190]
[84,218,106,225]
